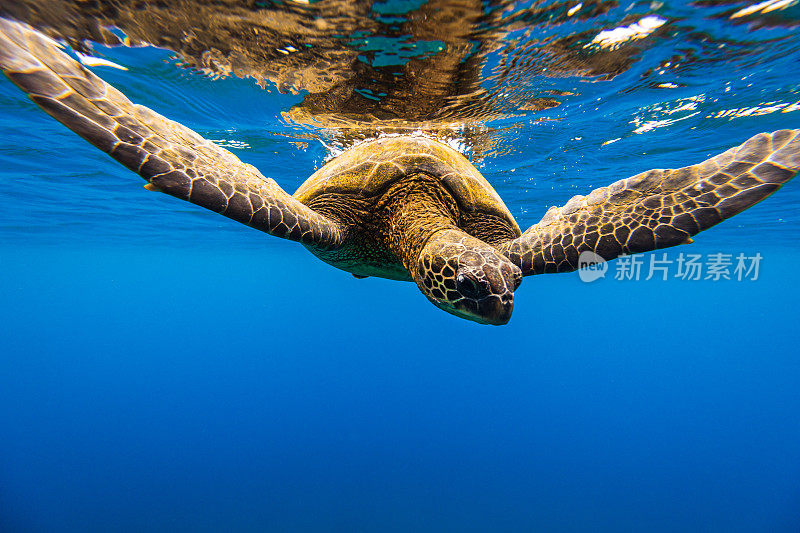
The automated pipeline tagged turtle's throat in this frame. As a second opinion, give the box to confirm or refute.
[381,176,460,277]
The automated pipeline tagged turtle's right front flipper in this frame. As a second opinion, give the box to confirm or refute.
[500,129,799,275]
[0,18,345,248]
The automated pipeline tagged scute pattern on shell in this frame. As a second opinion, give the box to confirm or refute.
[293,136,520,234]
[0,17,344,249]
[500,129,800,275]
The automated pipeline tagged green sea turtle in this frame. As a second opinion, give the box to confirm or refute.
[1,18,798,324]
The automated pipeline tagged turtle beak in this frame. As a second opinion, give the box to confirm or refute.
[476,293,514,325]
[431,294,514,325]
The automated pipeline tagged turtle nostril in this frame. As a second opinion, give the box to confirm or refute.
[456,273,481,299]
[510,268,522,290]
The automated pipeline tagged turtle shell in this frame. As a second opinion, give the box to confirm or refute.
[293,136,520,233]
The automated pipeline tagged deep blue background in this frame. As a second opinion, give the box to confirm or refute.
[1,245,799,531]
[1,1,800,530]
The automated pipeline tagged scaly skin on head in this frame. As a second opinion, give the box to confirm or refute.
[383,176,522,325]
[414,230,522,325]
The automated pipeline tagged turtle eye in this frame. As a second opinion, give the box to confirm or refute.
[456,273,481,299]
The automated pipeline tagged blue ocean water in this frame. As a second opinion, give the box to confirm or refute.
[1,1,799,531]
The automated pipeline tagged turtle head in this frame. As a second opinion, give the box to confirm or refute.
[413,229,522,325]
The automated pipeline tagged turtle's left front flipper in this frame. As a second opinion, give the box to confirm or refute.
[499,129,799,275]
[0,18,345,248]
